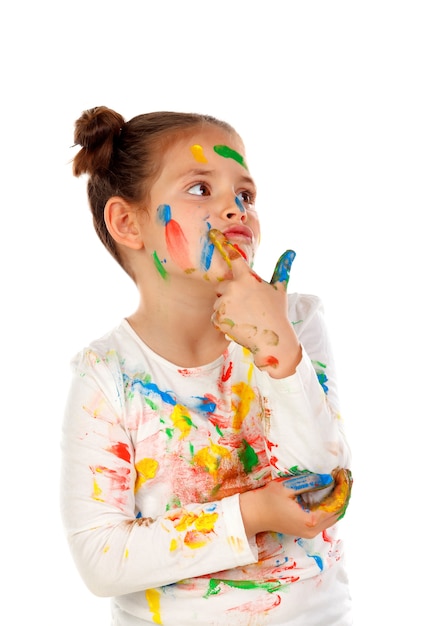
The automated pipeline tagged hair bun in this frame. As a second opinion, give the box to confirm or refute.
[72,106,125,177]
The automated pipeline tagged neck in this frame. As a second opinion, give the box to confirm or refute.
[127,279,230,367]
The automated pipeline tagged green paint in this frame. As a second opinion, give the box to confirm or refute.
[204,577,283,598]
[238,439,259,473]
[166,495,181,511]
[213,145,248,169]
[153,251,168,279]
[312,360,327,369]
[145,397,159,411]
[211,483,223,497]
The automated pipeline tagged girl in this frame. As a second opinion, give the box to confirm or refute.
[61,106,352,625]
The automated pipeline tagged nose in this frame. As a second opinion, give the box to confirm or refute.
[222,194,247,222]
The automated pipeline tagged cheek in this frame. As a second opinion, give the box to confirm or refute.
[155,204,193,270]
[248,213,261,246]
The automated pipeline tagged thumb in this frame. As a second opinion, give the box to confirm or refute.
[270,250,296,289]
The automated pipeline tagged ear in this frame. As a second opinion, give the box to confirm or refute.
[104,197,144,250]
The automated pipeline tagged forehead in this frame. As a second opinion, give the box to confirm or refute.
[163,125,246,165]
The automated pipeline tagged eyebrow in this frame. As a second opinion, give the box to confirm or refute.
[179,168,256,188]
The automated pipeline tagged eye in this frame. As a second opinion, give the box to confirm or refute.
[187,183,210,196]
[237,190,256,208]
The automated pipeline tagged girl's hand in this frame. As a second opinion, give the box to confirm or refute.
[239,475,346,539]
[209,229,301,378]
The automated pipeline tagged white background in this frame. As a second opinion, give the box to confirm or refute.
[1,1,435,624]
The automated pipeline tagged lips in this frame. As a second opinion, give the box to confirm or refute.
[222,225,254,243]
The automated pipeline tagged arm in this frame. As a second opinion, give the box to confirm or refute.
[208,231,351,475]
[60,349,258,597]
[260,293,352,475]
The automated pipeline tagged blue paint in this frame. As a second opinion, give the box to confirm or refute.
[297,538,324,572]
[234,195,245,212]
[270,250,296,287]
[200,222,214,270]
[157,203,171,225]
[282,472,333,492]
[131,379,177,405]
[192,396,217,413]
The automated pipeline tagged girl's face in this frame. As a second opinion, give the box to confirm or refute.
[140,126,261,282]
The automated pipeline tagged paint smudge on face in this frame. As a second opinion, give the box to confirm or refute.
[190,144,208,163]
[208,229,241,268]
[232,243,248,260]
[157,204,192,270]
[153,251,168,279]
[234,195,245,212]
[213,144,248,169]
[200,224,215,271]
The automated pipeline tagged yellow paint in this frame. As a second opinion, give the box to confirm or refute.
[103,545,110,553]
[184,530,207,549]
[124,548,129,558]
[170,404,192,439]
[174,512,197,532]
[194,511,219,533]
[92,478,103,501]
[174,510,218,533]
[145,588,162,625]
[231,381,255,429]
[193,440,230,476]
[135,457,159,492]
[227,535,245,553]
[242,347,254,380]
[190,144,208,163]
[169,538,178,552]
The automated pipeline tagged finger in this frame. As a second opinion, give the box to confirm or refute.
[208,229,254,280]
[270,250,296,289]
[311,468,353,519]
[279,472,334,495]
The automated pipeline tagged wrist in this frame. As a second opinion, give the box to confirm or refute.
[239,489,265,538]
[254,343,302,379]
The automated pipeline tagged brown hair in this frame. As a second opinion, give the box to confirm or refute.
[72,106,238,271]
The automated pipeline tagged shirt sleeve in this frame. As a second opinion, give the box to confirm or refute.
[259,294,351,475]
[60,349,258,598]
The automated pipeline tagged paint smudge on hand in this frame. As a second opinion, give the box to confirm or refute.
[208,228,241,268]
[270,250,296,289]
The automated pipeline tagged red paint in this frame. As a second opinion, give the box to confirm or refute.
[260,356,279,368]
[322,529,334,544]
[109,442,131,463]
[166,220,191,268]
[221,362,233,382]
[232,243,247,260]
[249,269,262,282]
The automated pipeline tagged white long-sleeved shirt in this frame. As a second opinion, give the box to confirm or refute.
[61,293,352,625]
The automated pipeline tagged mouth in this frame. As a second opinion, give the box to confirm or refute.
[222,225,254,243]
